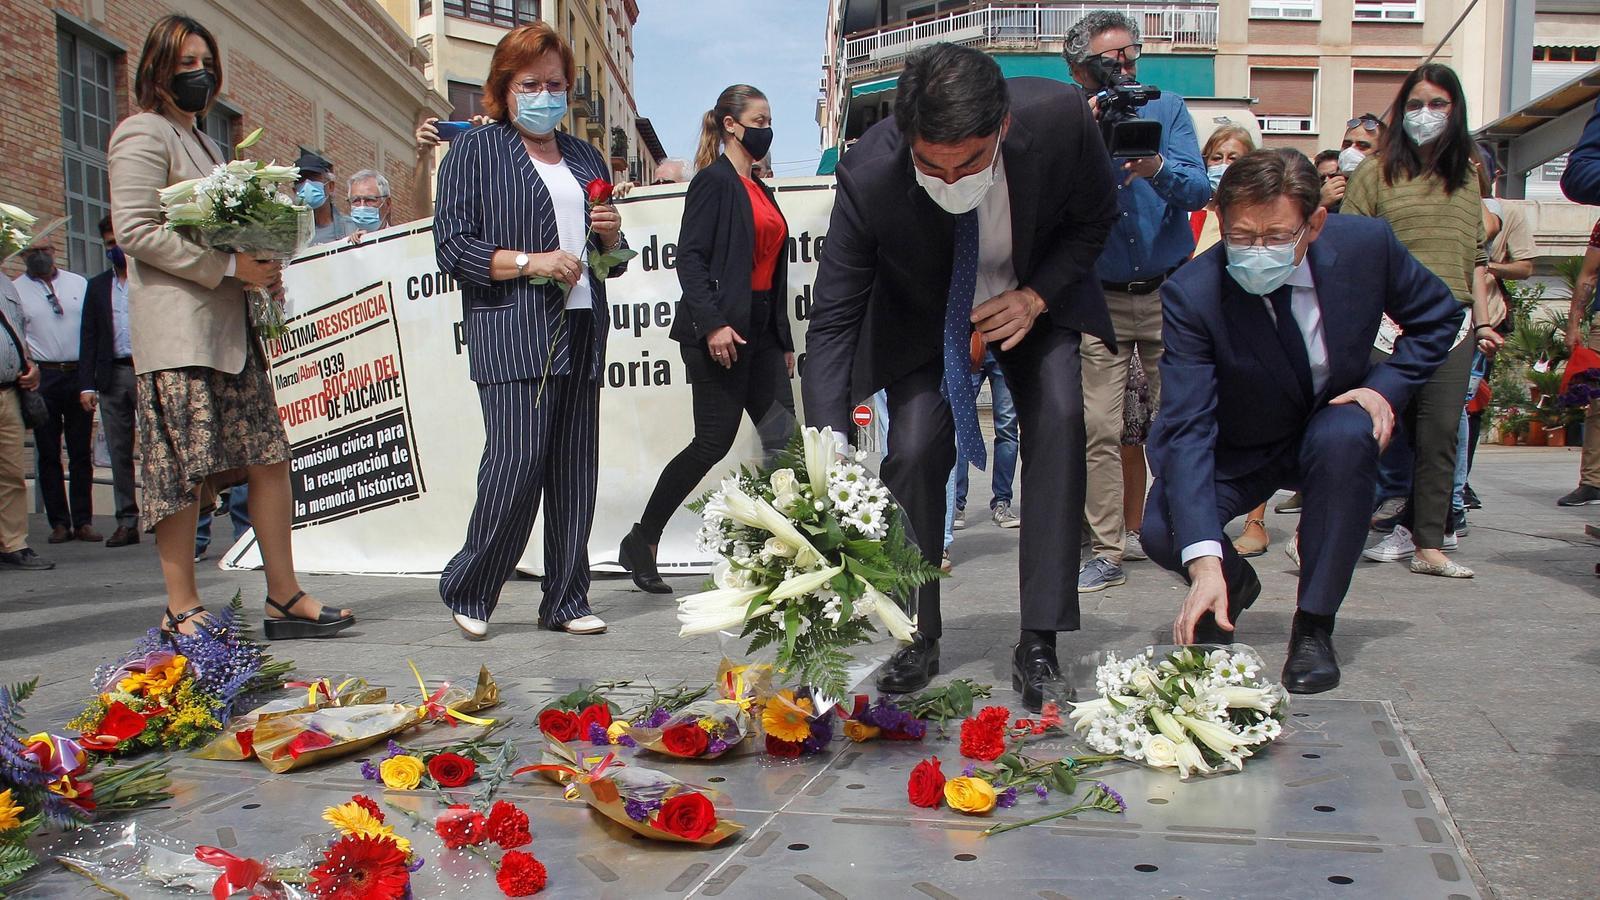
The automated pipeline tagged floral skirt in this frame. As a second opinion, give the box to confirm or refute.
[136,360,289,532]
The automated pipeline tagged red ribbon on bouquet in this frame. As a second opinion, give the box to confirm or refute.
[515,750,622,799]
[194,846,267,900]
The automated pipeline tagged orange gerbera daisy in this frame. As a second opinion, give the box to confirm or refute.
[761,690,814,743]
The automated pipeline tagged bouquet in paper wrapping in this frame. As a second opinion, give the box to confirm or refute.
[194,677,388,761]
[1069,646,1290,779]
[158,128,311,339]
[677,427,940,703]
[523,740,741,845]
[203,666,499,773]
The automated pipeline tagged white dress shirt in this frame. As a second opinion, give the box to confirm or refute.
[531,155,594,312]
[1181,261,1329,565]
[12,270,88,363]
[975,154,1019,303]
[112,274,133,358]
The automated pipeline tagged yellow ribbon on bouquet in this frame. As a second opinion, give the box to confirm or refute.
[407,660,496,728]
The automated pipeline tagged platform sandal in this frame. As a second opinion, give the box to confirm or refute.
[264,591,354,640]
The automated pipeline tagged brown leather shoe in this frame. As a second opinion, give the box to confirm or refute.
[48,525,73,544]
[75,525,104,542]
[105,526,140,547]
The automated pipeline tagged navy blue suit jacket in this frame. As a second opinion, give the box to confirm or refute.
[434,123,626,384]
[1561,96,1600,206]
[79,269,120,393]
[1148,214,1463,552]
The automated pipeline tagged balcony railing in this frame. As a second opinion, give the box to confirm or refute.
[841,3,1219,79]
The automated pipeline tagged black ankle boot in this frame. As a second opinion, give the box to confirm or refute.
[619,525,672,594]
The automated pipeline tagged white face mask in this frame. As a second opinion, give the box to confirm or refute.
[913,137,1001,215]
[1338,145,1366,173]
[1403,108,1448,146]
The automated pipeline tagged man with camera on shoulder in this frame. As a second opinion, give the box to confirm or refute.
[1067,11,1211,596]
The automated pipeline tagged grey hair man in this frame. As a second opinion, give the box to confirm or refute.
[347,169,392,240]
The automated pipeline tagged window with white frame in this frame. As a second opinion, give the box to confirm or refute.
[1250,0,1320,20]
[1353,0,1422,21]
[1251,67,1317,134]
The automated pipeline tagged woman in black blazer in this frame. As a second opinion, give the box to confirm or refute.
[620,84,795,593]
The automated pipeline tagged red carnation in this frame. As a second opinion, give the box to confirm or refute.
[576,704,612,739]
[764,735,803,758]
[584,177,614,205]
[496,849,548,896]
[487,800,532,849]
[959,715,1007,762]
[538,709,580,743]
[654,791,718,840]
[906,757,946,808]
[660,723,709,757]
[351,794,385,822]
[435,803,489,849]
[428,752,477,788]
[976,706,1011,728]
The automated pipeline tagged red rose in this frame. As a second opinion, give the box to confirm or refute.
[654,791,717,841]
[576,704,612,740]
[428,752,478,788]
[906,757,946,808]
[538,709,580,743]
[959,716,1006,762]
[976,706,1011,728]
[351,794,384,822]
[584,177,614,205]
[764,735,802,758]
[496,849,548,896]
[435,803,488,849]
[660,723,709,757]
[487,800,532,849]
[93,701,150,745]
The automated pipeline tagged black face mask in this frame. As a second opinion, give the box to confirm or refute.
[737,126,774,165]
[106,245,127,272]
[23,253,53,280]
[171,69,216,113]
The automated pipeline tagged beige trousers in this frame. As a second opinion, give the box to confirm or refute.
[0,389,28,553]
[1582,327,1600,488]
[1082,288,1163,562]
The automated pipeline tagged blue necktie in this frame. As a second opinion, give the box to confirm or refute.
[1267,285,1314,401]
[943,211,986,470]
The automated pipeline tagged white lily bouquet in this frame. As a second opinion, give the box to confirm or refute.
[677,427,941,701]
[0,201,39,260]
[1069,646,1290,779]
[158,128,310,339]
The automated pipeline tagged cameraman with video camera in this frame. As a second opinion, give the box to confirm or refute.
[1067,11,1210,595]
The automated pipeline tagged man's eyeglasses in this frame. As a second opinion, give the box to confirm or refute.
[1222,223,1307,251]
[1403,98,1452,113]
[349,195,388,207]
[1093,43,1141,64]
[511,79,566,95]
[1346,114,1382,131]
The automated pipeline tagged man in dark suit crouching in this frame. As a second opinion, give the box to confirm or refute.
[1144,149,1462,693]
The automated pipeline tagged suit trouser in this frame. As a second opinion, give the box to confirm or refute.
[1082,288,1162,562]
[440,317,600,625]
[884,324,1085,639]
[1581,327,1600,488]
[0,389,27,552]
[99,363,140,529]
[1143,404,1379,618]
[34,366,94,529]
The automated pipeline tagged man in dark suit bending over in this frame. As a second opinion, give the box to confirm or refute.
[803,43,1118,710]
[1144,149,1462,693]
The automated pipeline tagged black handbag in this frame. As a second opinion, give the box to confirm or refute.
[0,310,49,430]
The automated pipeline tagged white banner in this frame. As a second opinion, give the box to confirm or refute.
[224,177,838,578]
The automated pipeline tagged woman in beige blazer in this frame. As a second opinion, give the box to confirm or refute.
[109,14,353,640]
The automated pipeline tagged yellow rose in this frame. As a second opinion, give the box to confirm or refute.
[943,776,997,815]
[843,720,881,743]
[606,720,632,745]
[379,755,425,791]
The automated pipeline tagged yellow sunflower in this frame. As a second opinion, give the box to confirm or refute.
[0,788,24,831]
[322,801,411,854]
[761,690,815,742]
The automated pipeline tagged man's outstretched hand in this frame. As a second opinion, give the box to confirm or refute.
[1173,556,1232,645]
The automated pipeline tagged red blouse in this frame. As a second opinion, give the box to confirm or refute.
[742,176,786,291]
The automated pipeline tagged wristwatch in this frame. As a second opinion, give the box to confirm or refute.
[514,252,530,275]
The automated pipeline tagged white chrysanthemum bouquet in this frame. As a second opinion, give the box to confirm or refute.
[1069,646,1289,779]
[158,128,310,338]
[678,427,941,701]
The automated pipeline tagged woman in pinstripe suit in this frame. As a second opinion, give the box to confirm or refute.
[434,23,627,640]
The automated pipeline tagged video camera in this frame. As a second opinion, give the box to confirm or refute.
[1087,59,1163,159]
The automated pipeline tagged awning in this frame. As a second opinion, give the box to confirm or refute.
[817,146,840,176]
[851,76,898,98]
[1474,63,1600,197]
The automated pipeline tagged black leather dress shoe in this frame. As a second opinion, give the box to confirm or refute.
[1012,639,1068,713]
[619,524,672,594]
[1282,611,1340,694]
[876,633,939,694]
[1191,561,1259,645]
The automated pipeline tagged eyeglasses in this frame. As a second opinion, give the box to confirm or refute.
[1093,43,1141,64]
[1346,115,1381,131]
[349,195,388,207]
[1222,223,1307,251]
[44,288,62,317]
[1403,98,1452,113]
[511,79,567,94]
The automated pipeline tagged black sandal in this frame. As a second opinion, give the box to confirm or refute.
[264,591,354,640]
[160,605,209,642]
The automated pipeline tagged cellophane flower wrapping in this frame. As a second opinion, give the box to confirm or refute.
[193,679,388,761]
[678,427,941,705]
[1069,645,1290,779]
[50,822,313,898]
[537,739,742,846]
[623,698,750,759]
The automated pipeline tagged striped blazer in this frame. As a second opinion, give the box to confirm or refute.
[435,123,625,384]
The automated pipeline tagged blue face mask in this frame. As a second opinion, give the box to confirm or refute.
[350,206,382,229]
[1225,233,1303,296]
[297,180,327,210]
[1207,163,1228,191]
[515,90,568,136]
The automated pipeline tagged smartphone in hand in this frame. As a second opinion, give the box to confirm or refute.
[435,121,472,141]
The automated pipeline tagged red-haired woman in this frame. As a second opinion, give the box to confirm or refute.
[434,23,626,639]
[108,15,354,639]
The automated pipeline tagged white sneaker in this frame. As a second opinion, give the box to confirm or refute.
[1443,531,1459,551]
[1123,530,1148,561]
[1363,525,1416,562]
[1285,532,1300,570]
[453,613,489,641]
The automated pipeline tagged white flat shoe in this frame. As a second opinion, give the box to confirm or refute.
[1410,558,1474,579]
[1284,532,1300,570]
[555,614,607,635]
[453,613,489,640]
